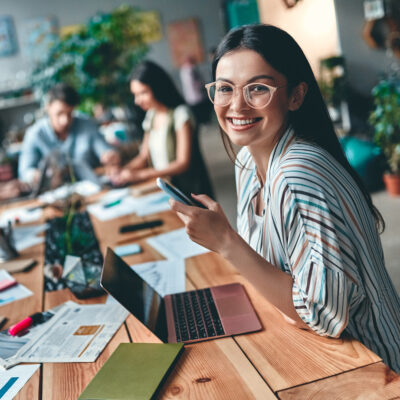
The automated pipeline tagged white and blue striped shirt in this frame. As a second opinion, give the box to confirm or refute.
[236,127,400,372]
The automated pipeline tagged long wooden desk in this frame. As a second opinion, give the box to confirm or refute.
[1,187,400,399]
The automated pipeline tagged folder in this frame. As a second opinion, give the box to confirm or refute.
[79,343,184,400]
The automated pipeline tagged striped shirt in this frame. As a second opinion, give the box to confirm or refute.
[236,127,400,373]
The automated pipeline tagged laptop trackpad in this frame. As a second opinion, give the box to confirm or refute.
[217,296,251,317]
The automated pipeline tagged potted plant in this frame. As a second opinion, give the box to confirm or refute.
[30,5,156,114]
[369,78,400,195]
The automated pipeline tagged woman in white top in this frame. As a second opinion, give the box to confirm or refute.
[110,61,213,197]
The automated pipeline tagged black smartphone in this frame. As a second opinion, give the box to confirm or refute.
[156,178,206,208]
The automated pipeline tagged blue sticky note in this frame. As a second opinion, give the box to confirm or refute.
[114,244,142,257]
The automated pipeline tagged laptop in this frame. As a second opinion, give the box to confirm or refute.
[101,248,262,344]
[1,159,49,205]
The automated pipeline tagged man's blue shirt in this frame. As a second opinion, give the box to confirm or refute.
[18,114,111,182]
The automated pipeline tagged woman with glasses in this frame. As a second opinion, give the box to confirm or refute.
[170,24,400,373]
[110,60,213,197]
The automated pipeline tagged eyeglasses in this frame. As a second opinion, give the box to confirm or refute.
[205,81,286,109]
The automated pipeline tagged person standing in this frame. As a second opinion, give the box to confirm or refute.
[179,57,212,125]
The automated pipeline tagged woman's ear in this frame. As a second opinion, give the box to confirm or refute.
[288,82,308,111]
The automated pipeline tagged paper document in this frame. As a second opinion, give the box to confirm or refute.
[147,228,209,260]
[133,191,170,216]
[0,364,40,400]
[87,196,138,221]
[88,189,170,221]
[88,188,170,221]
[13,224,47,251]
[131,259,185,297]
[100,188,131,203]
[0,207,42,227]
[0,301,128,369]
[0,304,62,363]
[38,180,100,204]
[0,270,32,307]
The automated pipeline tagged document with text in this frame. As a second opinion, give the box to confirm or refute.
[147,228,209,260]
[0,301,128,369]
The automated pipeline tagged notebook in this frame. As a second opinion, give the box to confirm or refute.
[78,343,184,400]
[101,248,262,344]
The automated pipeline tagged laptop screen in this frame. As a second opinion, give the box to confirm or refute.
[101,248,166,340]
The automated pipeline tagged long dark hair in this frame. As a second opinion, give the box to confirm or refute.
[130,60,185,109]
[212,24,384,232]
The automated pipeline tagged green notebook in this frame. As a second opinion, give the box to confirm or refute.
[79,343,184,400]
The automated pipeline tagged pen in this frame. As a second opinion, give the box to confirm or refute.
[103,198,122,208]
[8,312,49,336]
[119,219,163,233]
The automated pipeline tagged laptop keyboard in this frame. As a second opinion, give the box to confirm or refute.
[171,288,225,342]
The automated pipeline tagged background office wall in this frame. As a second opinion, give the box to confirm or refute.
[0,0,225,90]
[256,0,340,77]
[334,0,397,97]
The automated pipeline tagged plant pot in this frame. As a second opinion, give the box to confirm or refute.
[383,173,400,196]
[44,211,104,298]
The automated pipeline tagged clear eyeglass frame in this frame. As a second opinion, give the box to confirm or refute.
[204,81,286,109]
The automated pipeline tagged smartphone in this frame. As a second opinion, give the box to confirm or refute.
[156,178,206,208]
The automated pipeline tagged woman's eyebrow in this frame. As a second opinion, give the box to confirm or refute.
[215,75,276,84]
[215,77,234,84]
[248,74,276,83]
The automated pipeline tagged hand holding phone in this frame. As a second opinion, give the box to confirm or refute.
[156,178,206,208]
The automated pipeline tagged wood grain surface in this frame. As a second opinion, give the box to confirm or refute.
[185,253,381,391]
[278,362,400,400]
[0,184,395,400]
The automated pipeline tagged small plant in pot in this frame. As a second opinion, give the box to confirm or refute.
[369,78,400,195]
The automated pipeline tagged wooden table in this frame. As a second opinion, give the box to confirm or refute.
[1,187,400,399]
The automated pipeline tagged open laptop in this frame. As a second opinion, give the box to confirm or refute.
[1,159,49,205]
[101,248,262,344]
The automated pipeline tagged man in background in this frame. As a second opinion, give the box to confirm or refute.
[18,83,119,185]
[179,56,212,125]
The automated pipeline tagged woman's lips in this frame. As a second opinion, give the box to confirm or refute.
[227,117,262,129]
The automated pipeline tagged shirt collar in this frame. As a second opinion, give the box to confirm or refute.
[266,125,296,181]
[249,125,295,188]
[44,115,77,143]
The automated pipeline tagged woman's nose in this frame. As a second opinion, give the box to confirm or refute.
[229,88,250,111]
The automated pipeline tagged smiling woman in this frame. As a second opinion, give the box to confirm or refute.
[169,24,400,374]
